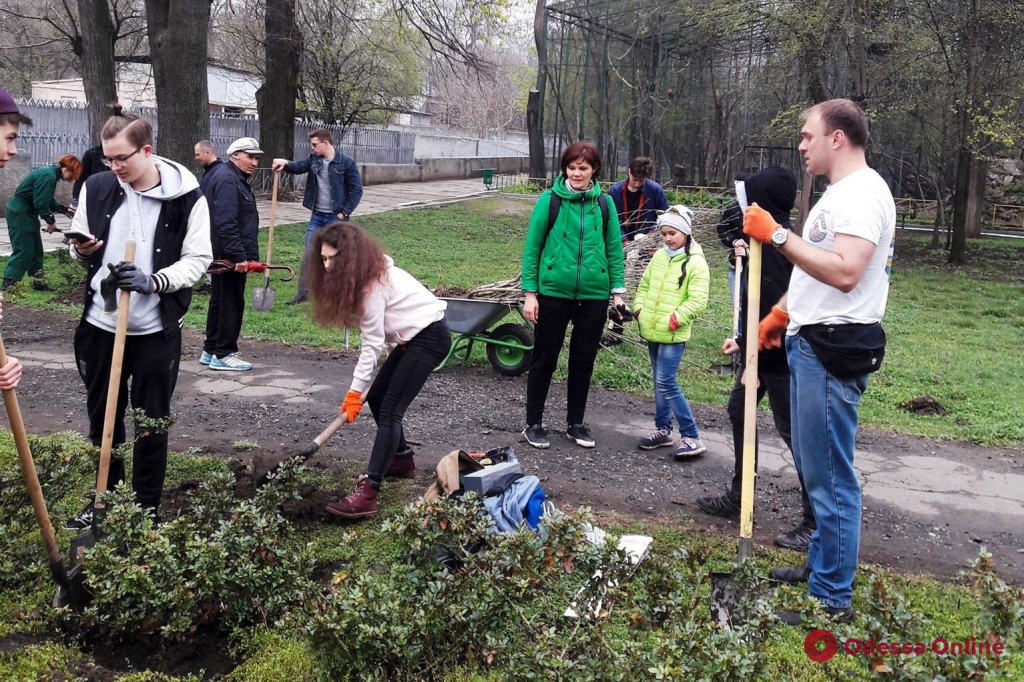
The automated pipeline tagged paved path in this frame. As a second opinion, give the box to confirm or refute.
[0,178,489,257]
[5,306,1022,582]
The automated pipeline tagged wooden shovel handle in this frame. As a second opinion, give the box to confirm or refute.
[95,240,136,506]
[315,416,347,448]
[265,170,279,267]
[732,257,743,338]
[738,241,762,560]
[0,332,62,564]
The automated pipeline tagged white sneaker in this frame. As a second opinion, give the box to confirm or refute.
[210,353,253,371]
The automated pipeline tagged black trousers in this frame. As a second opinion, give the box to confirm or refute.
[203,270,246,358]
[365,320,451,483]
[525,295,607,427]
[727,369,815,527]
[74,321,181,512]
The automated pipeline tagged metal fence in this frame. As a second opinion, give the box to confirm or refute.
[15,99,416,168]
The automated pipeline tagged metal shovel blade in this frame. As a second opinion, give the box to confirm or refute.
[710,571,742,629]
[251,281,275,312]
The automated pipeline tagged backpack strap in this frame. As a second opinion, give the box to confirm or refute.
[541,190,610,251]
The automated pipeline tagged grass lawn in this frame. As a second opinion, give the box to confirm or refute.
[7,195,1023,447]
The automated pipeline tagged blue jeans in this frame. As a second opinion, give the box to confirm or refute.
[646,342,699,439]
[297,211,337,295]
[786,334,868,609]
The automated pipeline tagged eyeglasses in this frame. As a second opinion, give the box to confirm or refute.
[101,147,142,168]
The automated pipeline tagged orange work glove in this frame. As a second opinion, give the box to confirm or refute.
[757,306,789,350]
[742,203,778,243]
[340,390,362,423]
[669,312,681,331]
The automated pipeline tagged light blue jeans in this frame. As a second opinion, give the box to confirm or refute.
[786,334,868,609]
[647,342,700,439]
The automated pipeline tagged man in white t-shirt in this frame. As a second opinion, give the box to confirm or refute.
[742,99,895,624]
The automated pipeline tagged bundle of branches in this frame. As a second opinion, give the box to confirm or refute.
[434,207,720,305]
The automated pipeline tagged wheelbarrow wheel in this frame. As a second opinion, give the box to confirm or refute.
[486,323,533,377]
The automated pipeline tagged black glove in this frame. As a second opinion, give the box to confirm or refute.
[114,261,155,295]
[608,303,634,324]
[100,263,120,312]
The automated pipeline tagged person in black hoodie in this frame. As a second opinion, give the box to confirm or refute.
[695,166,817,552]
[70,145,106,215]
[200,136,261,371]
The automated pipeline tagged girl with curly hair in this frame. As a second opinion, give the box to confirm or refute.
[308,221,451,519]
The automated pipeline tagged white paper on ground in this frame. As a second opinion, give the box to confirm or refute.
[564,535,654,620]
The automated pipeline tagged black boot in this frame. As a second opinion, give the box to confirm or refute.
[0,277,16,291]
[769,564,811,584]
[287,291,308,305]
[775,522,815,551]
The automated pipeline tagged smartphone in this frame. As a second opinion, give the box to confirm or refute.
[63,229,95,244]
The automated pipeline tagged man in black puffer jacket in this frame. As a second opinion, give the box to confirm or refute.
[696,166,817,552]
[200,137,262,371]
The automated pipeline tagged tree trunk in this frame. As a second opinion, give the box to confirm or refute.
[528,0,547,178]
[77,0,119,146]
[949,0,980,266]
[145,0,211,169]
[257,0,300,166]
[852,0,868,105]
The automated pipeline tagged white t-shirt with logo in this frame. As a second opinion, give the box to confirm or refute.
[787,167,896,334]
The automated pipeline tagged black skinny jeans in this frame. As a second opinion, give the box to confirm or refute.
[74,321,181,513]
[525,295,607,427]
[727,368,815,527]
[365,320,451,484]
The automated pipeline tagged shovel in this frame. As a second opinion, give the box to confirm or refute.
[251,170,280,312]
[0,332,90,611]
[67,241,136,585]
[253,415,347,487]
[711,183,763,628]
[731,253,744,374]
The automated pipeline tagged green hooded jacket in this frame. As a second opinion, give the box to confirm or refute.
[634,242,710,344]
[521,175,626,301]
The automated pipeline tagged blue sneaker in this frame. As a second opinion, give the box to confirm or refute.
[199,351,213,366]
[210,353,252,371]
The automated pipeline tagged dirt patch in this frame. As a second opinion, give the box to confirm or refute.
[900,396,949,416]
[81,627,234,679]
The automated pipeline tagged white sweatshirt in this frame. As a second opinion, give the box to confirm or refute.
[70,156,213,335]
[351,256,447,393]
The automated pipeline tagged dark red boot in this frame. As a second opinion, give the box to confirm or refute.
[326,475,379,519]
[385,455,416,479]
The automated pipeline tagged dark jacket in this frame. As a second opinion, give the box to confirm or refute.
[199,159,223,195]
[72,146,106,202]
[80,170,205,339]
[733,167,798,374]
[608,179,669,239]
[203,161,259,262]
[284,151,363,217]
[6,165,64,223]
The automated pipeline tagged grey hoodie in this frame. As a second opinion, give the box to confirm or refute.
[70,156,213,335]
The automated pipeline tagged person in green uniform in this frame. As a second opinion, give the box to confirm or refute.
[3,154,81,288]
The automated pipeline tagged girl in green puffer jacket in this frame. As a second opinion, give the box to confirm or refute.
[632,205,711,459]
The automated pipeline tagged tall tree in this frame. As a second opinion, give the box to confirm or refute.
[144,0,211,167]
[77,0,118,144]
[527,0,546,178]
[257,0,300,164]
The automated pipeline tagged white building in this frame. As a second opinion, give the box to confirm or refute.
[31,63,261,114]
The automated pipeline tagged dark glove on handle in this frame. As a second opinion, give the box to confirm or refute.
[114,261,155,295]
[100,263,120,313]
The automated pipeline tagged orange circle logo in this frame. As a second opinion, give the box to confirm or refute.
[805,628,838,662]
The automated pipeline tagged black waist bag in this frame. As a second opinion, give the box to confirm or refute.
[798,322,886,379]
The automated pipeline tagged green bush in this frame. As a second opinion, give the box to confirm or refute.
[82,457,316,640]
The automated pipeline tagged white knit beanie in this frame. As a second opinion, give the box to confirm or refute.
[656,205,694,235]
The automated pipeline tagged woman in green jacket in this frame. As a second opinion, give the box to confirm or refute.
[521,141,626,449]
[2,154,80,288]
[633,205,711,459]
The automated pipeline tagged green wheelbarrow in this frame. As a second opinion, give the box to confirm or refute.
[437,298,534,376]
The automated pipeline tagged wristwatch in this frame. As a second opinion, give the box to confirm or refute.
[770,227,789,248]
